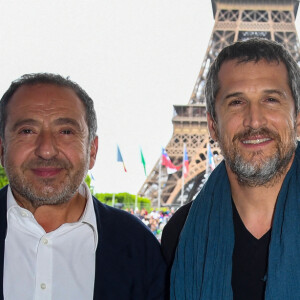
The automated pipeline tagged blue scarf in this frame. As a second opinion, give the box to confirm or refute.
[170,144,300,299]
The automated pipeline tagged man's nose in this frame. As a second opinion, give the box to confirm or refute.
[34,131,58,159]
[243,103,267,129]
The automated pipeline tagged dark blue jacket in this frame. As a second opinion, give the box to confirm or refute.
[0,186,167,299]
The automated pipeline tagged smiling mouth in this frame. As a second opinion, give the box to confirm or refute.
[32,168,63,177]
[242,138,272,145]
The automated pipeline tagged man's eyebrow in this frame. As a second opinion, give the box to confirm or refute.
[12,119,40,131]
[224,92,243,100]
[53,118,82,130]
[263,89,287,98]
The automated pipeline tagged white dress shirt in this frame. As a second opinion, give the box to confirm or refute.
[3,183,98,300]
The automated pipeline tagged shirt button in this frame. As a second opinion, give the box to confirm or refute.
[40,283,46,290]
[21,212,28,217]
[42,238,48,245]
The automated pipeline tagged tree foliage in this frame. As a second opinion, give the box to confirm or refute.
[85,174,94,195]
[94,192,151,210]
[0,166,8,189]
[85,174,151,210]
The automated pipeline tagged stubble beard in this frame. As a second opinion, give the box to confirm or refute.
[216,126,297,187]
[3,152,90,208]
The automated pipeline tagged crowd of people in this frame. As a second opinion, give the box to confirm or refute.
[124,207,176,241]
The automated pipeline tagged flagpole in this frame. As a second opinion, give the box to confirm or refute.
[180,143,185,207]
[158,156,162,209]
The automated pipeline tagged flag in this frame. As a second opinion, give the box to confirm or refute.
[207,143,215,171]
[140,148,147,176]
[162,148,181,174]
[183,144,189,178]
[117,145,127,172]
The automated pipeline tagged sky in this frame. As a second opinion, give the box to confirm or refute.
[1,1,300,195]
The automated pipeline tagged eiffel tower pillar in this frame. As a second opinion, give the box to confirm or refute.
[139,0,300,207]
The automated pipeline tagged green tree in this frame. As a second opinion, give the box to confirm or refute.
[85,174,94,195]
[0,166,8,189]
[94,192,151,210]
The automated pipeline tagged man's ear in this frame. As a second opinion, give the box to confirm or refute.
[207,112,218,141]
[296,112,300,139]
[89,136,98,170]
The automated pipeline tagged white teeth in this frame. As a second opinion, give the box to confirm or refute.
[243,138,271,144]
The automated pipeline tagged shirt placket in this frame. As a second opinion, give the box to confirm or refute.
[34,235,53,300]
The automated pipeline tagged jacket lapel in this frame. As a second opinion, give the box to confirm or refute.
[93,197,102,300]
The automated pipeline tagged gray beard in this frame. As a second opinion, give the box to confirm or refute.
[228,146,295,187]
[217,126,298,187]
[4,151,90,209]
[9,174,84,207]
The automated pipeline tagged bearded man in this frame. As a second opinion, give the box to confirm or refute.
[0,73,167,300]
[161,38,300,300]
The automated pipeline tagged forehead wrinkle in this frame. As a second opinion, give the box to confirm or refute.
[10,98,84,119]
[30,98,72,110]
[9,99,70,114]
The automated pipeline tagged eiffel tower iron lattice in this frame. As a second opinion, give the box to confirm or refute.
[139,0,300,207]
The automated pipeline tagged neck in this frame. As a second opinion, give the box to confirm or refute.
[13,190,87,233]
[227,156,294,239]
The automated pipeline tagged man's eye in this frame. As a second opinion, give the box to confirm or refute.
[266,97,278,103]
[61,130,72,135]
[20,129,33,134]
[229,99,243,106]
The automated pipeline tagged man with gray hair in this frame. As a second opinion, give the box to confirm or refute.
[0,73,167,299]
[161,38,300,300]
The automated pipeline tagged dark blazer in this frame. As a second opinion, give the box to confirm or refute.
[0,186,167,299]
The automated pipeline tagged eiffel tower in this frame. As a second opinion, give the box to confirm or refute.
[139,0,300,207]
